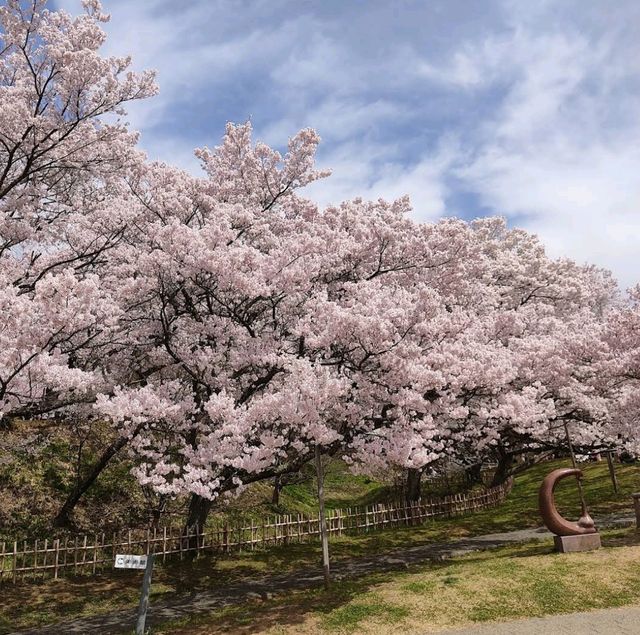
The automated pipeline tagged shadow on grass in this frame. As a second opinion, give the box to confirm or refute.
[0,569,146,633]
[156,573,398,635]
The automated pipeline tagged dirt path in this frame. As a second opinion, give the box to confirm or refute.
[443,605,640,634]
[12,516,636,635]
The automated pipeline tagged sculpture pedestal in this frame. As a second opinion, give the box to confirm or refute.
[554,533,601,553]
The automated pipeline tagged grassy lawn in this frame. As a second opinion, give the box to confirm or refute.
[0,458,638,633]
[155,529,640,634]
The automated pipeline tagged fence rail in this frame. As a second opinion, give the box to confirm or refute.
[0,478,512,584]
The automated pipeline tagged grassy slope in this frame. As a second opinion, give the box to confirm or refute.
[0,419,393,538]
[0,420,152,540]
[0,458,638,633]
[221,460,392,521]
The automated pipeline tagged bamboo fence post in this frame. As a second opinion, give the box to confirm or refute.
[250,518,255,551]
[12,541,17,584]
[33,539,39,581]
[22,540,27,581]
[0,541,5,581]
[80,535,87,573]
[42,539,48,580]
[54,539,60,579]
[100,533,106,571]
[162,527,167,563]
[63,537,69,575]
[92,535,98,574]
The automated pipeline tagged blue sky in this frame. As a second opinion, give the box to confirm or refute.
[55,0,640,289]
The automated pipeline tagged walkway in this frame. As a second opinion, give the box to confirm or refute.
[444,605,640,634]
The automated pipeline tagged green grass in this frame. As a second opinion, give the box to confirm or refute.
[0,457,637,633]
[0,419,152,540]
[323,599,410,631]
[152,529,640,634]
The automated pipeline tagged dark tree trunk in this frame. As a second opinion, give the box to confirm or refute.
[490,451,515,487]
[607,451,619,494]
[185,493,212,531]
[271,474,282,505]
[465,463,483,487]
[53,434,131,528]
[405,468,423,503]
[150,495,168,530]
[184,494,212,553]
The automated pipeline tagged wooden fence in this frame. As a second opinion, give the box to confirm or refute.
[0,478,512,584]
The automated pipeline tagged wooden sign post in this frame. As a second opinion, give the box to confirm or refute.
[314,445,331,590]
[115,553,155,634]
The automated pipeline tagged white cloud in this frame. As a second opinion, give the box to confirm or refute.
[302,138,457,222]
[55,0,640,289]
[448,13,640,289]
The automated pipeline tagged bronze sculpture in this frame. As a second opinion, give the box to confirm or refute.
[538,468,596,536]
[538,422,600,551]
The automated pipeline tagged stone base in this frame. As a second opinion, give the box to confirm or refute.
[554,533,601,553]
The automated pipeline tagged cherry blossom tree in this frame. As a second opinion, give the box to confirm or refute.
[0,0,155,424]
[4,0,636,535]
[92,120,622,524]
[91,119,631,524]
[599,285,640,457]
[383,225,621,490]
[0,0,157,526]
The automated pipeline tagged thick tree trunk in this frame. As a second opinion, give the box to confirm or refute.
[465,463,483,487]
[53,434,131,528]
[184,494,212,553]
[271,474,282,505]
[490,451,515,488]
[405,467,423,503]
[150,495,168,530]
[607,451,619,494]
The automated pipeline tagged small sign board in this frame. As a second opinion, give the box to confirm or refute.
[114,554,148,570]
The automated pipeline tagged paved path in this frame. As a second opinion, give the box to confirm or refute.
[12,515,636,635]
[443,605,640,634]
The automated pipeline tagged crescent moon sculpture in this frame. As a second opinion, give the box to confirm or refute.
[538,468,597,536]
